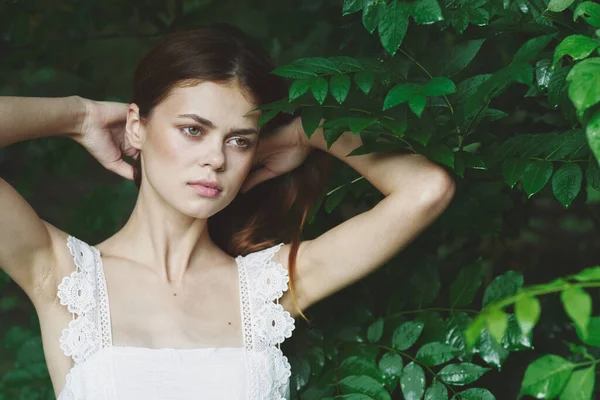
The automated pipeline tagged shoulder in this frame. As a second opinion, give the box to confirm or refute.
[33,225,92,307]
[236,242,307,319]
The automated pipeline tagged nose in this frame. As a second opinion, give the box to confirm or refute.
[200,137,226,171]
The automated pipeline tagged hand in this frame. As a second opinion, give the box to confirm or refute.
[240,116,313,193]
[73,97,139,180]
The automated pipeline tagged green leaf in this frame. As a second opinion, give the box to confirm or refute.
[587,111,600,163]
[450,259,484,308]
[294,57,343,75]
[553,35,600,67]
[338,375,392,400]
[515,295,541,337]
[446,312,476,355]
[520,355,575,398]
[574,2,600,28]
[341,356,386,383]
[552,163,583,207]
[548,64,570,108]
[451,388,495,400]
[512,34,556,64]
[536,59,553,89]
[379,352,404,378]
[465,314,486,350]
[547,0,576,12]
[258,109,279,129]
[438,39,486,77]
[482,271,524,307]
[423,77,457,96]
[522,160,554,198]
[425,379,448,400]
[502,158,528,188]
[561,287,592,340]
[486,308,508,344]
[311,77,328,105]
[559,366,595,400]
[587,161,600,191]
[301,107,323,138]
[416,342,457,367]
[349,117,377,133]
[329,56,364,72]
[289,79,312,101]
[478,328,509,369]
[438,363,490,386]
[378,0,409,56]
[411,0,444,24]
[502,314,534,351]
[343,0,364,15]
[566,58,600,114]
[355,71,376,95]
[383,83,422,110]
[324,126,346,150]
[546,129,588,159]
[363,1,386,33]
[422,143,455,168]
[577,316,600,347]
[330,74,352,104]
[271,65,318,79]
[393,321,425,351]
[572,266,600,281]
[379,119,407,137]
[400,362,426,400]
[409,95,427,117]
[325,184,350,213]
[368,318,385,343]
[510,62,534,86]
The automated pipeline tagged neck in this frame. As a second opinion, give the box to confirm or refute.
[106,184,220,284]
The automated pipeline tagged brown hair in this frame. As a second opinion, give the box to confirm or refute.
[130,24,332,322]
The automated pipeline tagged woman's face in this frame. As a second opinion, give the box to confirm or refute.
[133,80,260,219]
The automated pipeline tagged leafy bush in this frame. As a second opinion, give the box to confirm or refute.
[1,0,600,399]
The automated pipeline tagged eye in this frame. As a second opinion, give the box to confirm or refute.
[182,126,203,137]
[231,138,251,148]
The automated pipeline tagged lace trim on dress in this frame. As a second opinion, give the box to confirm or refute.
[58,236,101,365]
[237,243,295,399]
[58,236,116,400]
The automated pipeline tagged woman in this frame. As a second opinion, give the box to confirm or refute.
[0,25,455,399]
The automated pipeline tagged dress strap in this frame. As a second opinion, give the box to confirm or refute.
[235,242,295,399]
[57,235,108,365]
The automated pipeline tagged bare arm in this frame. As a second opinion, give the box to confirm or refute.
[280,118,455,315]
[0,96,86,303]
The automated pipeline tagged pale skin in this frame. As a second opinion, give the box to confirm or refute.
[0,81,454,396]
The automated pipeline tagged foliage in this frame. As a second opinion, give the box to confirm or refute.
[1,0,600,399]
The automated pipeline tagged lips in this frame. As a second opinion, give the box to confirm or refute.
[187,179,222,191]
[188,182,222,198]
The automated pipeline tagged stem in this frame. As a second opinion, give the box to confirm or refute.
[530,157,589,163]
[397,47,461,143]
[397,48,456,115]
[388,307,479,319]
[490,281,600,311]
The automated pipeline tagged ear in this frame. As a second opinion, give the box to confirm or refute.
[125,103,146,151]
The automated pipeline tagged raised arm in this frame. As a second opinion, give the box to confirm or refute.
[0,96,133,305]
[0,96,86,303]
[277,118,456,316]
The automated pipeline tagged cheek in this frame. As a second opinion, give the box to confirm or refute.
[150,131,179,162]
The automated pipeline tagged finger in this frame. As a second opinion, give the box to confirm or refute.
[240,167,277,194]
[106,159,135,181]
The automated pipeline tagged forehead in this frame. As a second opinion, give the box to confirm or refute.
[155,81,260,126]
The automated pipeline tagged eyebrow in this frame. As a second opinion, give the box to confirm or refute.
[176,114,259,136]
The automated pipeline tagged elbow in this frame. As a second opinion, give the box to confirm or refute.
[417,167,456,210]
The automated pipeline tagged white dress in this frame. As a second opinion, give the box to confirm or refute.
[56,235,296,400]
